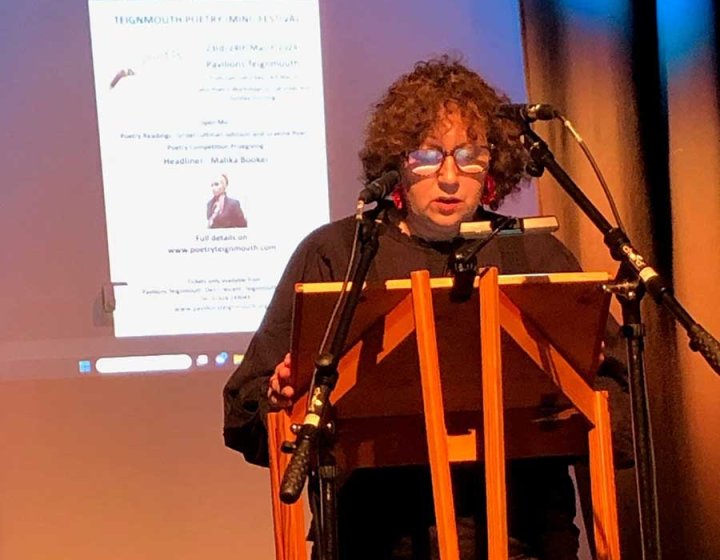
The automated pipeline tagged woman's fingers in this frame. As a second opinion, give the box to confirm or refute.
[267,354,295,410]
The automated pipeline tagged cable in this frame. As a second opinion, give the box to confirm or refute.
[319,220,361,353]
[557,114,627,233]
[305,217,362,404]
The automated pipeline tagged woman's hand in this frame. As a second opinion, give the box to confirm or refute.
[267,353,295,410]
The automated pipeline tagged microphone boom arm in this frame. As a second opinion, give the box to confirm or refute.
[522,126,719,367]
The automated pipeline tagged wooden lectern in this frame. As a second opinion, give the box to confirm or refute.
[267,269,621,560]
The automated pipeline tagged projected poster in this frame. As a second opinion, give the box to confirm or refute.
[88,0,328,337]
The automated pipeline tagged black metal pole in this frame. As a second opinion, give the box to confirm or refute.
[279,210,386,560]
[318,463,339,560]
[615,278,662,560]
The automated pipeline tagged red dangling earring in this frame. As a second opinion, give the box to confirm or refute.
[391,185,404,210]
[481,174,496,206]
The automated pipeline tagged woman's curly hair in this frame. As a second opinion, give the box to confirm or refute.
[359,55,528,209]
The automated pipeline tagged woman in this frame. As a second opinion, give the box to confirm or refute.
[224,56,627,559]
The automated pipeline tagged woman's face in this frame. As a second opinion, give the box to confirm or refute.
[402,109,487,240]
[211,176,226,197]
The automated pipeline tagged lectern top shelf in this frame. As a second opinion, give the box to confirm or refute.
[289,271,612,419]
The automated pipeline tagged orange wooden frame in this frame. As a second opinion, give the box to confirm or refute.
[267,269,621,560]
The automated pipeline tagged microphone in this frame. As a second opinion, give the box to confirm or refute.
[357,170,400,204]
[355,170,401,219]
[496,103,558,122]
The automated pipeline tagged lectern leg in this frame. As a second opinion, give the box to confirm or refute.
[478,268,509,560]
[410,270,460,560]
[588,391,621,560]
[268,412,308,560]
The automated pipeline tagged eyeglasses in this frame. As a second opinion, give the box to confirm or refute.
[407,145,491,176]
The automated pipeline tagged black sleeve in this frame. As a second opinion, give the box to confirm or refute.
[222,221,354,466]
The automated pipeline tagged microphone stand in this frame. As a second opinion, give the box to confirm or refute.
[520,124,720,560]
[279,204,388,560]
